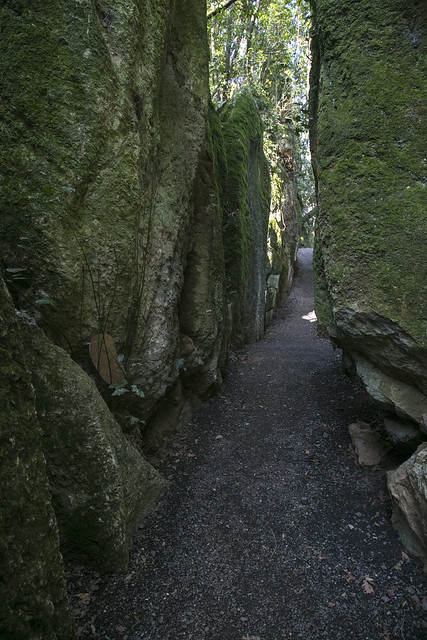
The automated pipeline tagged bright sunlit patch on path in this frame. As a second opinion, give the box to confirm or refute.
[302,310,317,323]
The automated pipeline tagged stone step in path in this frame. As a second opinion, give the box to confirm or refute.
[72,248,426,640]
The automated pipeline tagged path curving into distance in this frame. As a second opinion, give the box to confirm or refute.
[74,249,426,640]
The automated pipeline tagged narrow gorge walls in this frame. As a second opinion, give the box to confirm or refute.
[0,0,224,420]
[0,0,223,632]
[309,0,427,427]
[0,1,300,633]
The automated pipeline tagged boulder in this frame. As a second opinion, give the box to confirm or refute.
[388,444,427,567]
[22,322,167,571]
[348,421,390,467]
[353,354,427,425]
[383,417,423,447]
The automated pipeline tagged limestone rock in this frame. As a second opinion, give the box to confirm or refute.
[0,278,74,639]
[0,0,226,423]
[22,323,167,572]
[388,444,427,567]
[219,88,271,345]
[348,421,390,467]
[383,417,423,447]
[310,0,427,423]
[353,354,427,425]
[266,128,300,325]
[265,274,281,326]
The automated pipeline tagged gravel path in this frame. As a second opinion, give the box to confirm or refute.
[71,248,426,640]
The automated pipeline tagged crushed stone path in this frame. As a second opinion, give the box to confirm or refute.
[73,248,426,640]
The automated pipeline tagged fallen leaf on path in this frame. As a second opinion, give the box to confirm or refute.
[362,578,375,594]
[186,453,196,458]
[402,551,410,561]
[344,570,357,583]
[215,435,223,440]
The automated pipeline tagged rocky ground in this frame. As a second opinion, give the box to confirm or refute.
[68,248,426,640]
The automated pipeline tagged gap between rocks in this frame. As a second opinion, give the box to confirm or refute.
[68,249,426,640]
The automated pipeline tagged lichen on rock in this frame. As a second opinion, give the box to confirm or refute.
[0,278,74,639]
[22,322,167,572]
[218,88,271,345]
[309,0,427,425]
[265,127,300,325]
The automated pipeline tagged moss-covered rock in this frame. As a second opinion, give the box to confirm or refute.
[0,0,225,419]
[265,131,300,324]
[177,105,228,398]
[0,277,74,640]
[310,0,427,423]
[219,89,271,344]
[21,322,167,572]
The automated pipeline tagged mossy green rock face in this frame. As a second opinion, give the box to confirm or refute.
[0,0,225,412]
[22,323,167,572]
[0,278,74,640]
[310,0,427,423]
[266,133,300,325]
[219,89,271,344]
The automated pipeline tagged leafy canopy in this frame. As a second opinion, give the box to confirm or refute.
[207,0,311,123]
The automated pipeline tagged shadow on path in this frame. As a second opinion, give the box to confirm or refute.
[74,249,426,640]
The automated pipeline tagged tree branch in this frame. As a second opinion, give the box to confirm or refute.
[207,0,239,21]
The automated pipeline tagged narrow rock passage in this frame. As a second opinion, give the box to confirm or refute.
[77,249,426,640]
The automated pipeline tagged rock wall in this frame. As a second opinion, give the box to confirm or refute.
[0,0,225,422]
[0,0,226,630]
[388,444,427,568]
[266,131,300,326]
[0,278,74,639]
[309,0,427,427]
[0,1,299,632]
[218,89,271,345]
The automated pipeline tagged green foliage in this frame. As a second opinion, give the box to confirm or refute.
[208,0,311,115]
[208,1,315,231]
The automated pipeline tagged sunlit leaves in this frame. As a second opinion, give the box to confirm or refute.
[208,0,311,120]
